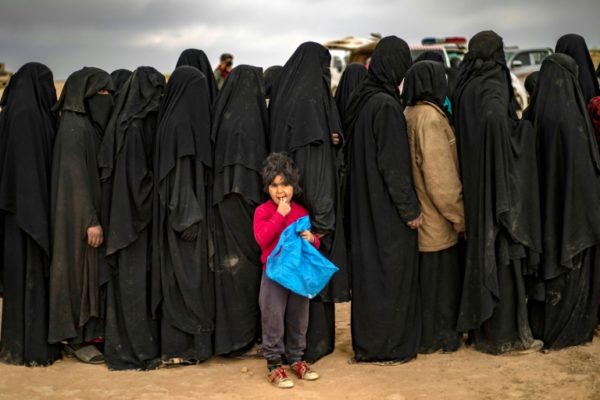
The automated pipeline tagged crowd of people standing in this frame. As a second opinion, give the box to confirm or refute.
[1,29,600,388]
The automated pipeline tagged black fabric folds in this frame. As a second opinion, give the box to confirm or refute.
[334,63,367,121]
[525,53,600,349]
[48,67,114,344]
[110,69,133,95]
[346,36,421,362]
[555,34,600,104]
[211,65,267,355]
[0,62,61,365]
[152,66,214,361]
[269,41,340,232]
[453,31,541,353]
[176,49,219,103]
[99,66,165,370]
[263,65,282,99]
[401,61,448,109]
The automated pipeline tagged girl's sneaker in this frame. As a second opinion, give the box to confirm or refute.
[291,360,319,381]
[267,366,294,388]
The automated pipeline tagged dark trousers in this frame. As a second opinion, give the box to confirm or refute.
[259,273,309,364]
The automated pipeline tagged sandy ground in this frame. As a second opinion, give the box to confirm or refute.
[1,300,599,400]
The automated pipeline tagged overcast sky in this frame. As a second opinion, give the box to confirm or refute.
[1,0,599,79]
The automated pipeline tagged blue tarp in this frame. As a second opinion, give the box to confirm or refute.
[266,216,339,298]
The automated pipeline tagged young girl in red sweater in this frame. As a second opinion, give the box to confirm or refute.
[254,153,320,389]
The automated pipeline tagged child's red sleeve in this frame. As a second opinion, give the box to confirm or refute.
[254,206,286,248]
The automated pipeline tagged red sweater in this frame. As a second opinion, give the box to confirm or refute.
[253,200,321,269]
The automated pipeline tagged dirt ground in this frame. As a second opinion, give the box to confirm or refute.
[1,301,599,400]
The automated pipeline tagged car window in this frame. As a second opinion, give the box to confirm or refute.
[513,52,531,66]
[531,51,550,65]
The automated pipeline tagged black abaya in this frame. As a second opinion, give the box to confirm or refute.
[0,63,61,365]
[99,66,165,370]
[48,67,114,345]
[345,36,421,362]
[152,66,214,362]
[525,53,600,349]
[211,65,267,355]
[453,31,541,354]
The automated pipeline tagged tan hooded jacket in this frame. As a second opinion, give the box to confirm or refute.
[404,101,465,252]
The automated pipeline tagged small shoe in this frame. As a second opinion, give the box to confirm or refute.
[291,360,319,381]
[267,366,294,388]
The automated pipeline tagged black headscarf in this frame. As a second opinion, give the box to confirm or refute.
[98,66,165,255]
[0,62,56,255]
[175,48,219,102]
[524,71,540,97]
[343,36,412,136]
[99,67,164,185]
[110,69,132,94]
[211,65,268,205]
[263,65,282,99]
[401,60,448,109]
[334,63,367,120]
[526,53,600,279]
[269,41,339,151]
[453,31,542,332]
[555,34,600,104]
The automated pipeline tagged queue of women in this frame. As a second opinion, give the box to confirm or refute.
[1,30,600,374]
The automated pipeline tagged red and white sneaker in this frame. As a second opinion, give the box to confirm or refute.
[267,366,294,388]
[291,360,319,381]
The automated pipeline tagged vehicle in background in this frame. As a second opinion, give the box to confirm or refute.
[420,37,467,65]
[505,46,553,81]
[324,34,379,93]
[0,63,11,89]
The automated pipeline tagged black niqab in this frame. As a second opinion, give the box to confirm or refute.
[555,34,600,104]
[176,48,219,102]
[0,62,61,365]
[344,36,412,136]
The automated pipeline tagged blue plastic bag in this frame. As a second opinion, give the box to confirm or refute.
[266,216,339,298]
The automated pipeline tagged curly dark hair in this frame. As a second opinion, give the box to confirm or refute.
[261,152,302,195]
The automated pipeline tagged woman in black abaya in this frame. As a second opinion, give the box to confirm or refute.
[269,42,348,362]
[344,36,422,363]
[525,53,600,349]
[152,66,214,363]
[48,67,114,362]
[211,65,267,356]
[453,31,542,354]
[99,67,165,370]
[0,62,62,366]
